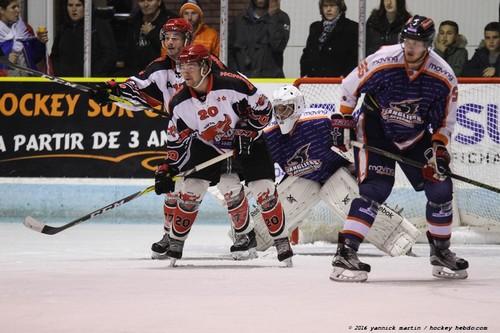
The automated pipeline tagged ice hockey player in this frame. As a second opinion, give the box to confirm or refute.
[154,44,294,266]
[91,18,236,260]
[330,15,469,282]
[251,85,420,259]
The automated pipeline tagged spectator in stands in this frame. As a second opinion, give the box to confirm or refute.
[463,22,500,77]
[365,0,411,56]
[434,20,468,76]
[0,0,48,76]
[300,0,357,77]
[178,0,219,56]
[50,0,117,77]
[229,0,290,78]
[121,0,176,76]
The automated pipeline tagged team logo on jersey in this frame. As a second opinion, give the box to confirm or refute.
[284,144,321,177]
[381,98,424,127]
[200,114,233,142]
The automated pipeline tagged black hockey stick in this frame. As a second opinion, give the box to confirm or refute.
[23,151,234,235]
[351,141,500,194]
[0,56,169,117]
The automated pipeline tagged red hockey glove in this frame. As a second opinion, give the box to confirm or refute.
[331,113,356,152]
[423,142,451,182]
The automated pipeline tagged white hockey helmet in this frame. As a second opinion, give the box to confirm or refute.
[271,85,305,134]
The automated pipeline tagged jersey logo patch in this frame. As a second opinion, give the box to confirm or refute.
[381,98,424,127]
[284,143,321,177]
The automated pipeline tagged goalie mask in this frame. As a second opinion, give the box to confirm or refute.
[271,85,305,134]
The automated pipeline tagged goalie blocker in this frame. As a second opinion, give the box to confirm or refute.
[252,167,420,257]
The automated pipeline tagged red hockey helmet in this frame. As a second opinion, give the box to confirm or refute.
[178,44,211,65]
[160,18,193,42]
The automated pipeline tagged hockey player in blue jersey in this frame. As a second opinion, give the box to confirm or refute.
[331,15,469,282]
[251,85,420,258]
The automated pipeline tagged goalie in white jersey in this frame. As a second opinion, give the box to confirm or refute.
[252,85,420,258]
[153,44,294,266]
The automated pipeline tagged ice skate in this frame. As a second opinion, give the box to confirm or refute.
[330,234,371,282]
[230,230,258,260]
[166,238,185,267]
[151,233,171,260]
[427,232,468,279]
[273,237,294,267]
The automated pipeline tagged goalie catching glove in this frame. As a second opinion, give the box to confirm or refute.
[331,113,356,152]
[422,142,451,182]
[154,162,179,195]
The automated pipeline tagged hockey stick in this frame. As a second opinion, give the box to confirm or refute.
[351,141,500,194]
[0,56,169,117]
[23,151,234,235]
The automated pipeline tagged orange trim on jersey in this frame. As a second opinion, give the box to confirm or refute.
[422,69,453,90]
[346,216,372,228]
[432,132,449,146]
[404,52,429,82]
[339,105,354,115]
[354,64,405,97]
[342,230,365,240]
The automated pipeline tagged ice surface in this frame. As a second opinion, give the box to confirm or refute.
[1,222,499,333]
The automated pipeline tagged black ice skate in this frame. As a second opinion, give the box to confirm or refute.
[330,234,371,282]
[151,233,170,260]
[427,232,469,279]
[230,230,258,260]
[166,238,185,267]
[273,237,294,267]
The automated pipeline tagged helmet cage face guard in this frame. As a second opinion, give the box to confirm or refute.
[273,104,295,121]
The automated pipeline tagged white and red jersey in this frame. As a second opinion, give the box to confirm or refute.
[339,44,458,149]
[167,70,272,167]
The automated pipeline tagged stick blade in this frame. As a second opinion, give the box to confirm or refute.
[24,216,46,233]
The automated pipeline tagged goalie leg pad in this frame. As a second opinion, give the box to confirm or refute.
[170,178,209,240]
[248,179,285,239]
[252,176,321,251]
[320,167,419,256]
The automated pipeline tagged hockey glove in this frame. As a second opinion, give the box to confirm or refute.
[331,113,356,152]
[154,163,179,195]
[422,142,451,182]
[91,80,119,106]
[233,123,258,156]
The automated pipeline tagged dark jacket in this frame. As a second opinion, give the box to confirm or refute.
[229,3,290,78]
[434,35,468,76]
[366,12,410,56]
[50,17,117,77]
[123,7,176,76]
[300,13,358,77]
[462,46,500,77]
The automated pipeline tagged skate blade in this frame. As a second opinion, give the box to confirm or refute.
[329,267,368,282]
[282,257,293,267]
[151,251,170,260]
[169,258,177,267]
[432,266,468,279]
[231,248,258,261]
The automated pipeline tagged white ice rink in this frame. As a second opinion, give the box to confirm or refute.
[1,222,500,333]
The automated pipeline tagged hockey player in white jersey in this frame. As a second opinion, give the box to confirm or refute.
[331,15,469,282]
[154,44,294,266]
[252,85,420,259]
